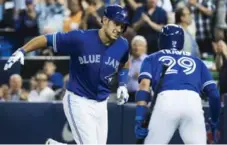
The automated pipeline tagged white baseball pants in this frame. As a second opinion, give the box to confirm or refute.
[62,90,108,144]
[144,90,207,144]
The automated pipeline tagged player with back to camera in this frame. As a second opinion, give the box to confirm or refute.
[4,4,130,145]
[134,24,221,144]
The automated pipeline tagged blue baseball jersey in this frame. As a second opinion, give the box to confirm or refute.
[50,29,129,101]
[138,49,216,95]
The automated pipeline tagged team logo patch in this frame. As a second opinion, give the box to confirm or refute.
[172,41,177,48]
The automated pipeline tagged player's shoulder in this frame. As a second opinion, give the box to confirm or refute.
[118,36,129,49]
[147,50,163,59]
[190,55,204,65]
[66,29,97,35]
[187,55,209,71]
[55,29,85,38]
[144,51,159,61]
[71,29,98,34]
[69,29,99,41]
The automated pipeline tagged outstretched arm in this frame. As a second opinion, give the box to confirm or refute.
[3,35,48,70]
[4,30,81,70]
[20,35,48,53]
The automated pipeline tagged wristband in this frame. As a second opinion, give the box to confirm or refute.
[45,34,53,47]
[19,48,25,54]
[136,105,148,120]
[135,90,151,103]
[118,68,129,86]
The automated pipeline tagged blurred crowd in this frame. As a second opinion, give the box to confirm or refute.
[0,0,227,102]
[0,60,69,101]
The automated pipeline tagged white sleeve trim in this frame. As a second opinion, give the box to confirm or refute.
[139,72,152,79]
[53,32,57,52]
[202,80,216,90]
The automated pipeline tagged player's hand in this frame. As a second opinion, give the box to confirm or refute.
[116,86,129,105]
[4,48,25,71]
[135,116,148,139]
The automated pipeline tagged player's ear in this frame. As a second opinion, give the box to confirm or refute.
[102,16,108,25]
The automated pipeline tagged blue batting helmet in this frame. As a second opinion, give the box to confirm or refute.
[104,4,129,26]
[158,24,184,50]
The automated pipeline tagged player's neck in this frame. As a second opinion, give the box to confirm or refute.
[98,29,113,46]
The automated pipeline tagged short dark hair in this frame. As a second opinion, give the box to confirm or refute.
[35,71,47,79]
[175,7,185,24]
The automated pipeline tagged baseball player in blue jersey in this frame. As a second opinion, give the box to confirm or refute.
[134,24,221,144]
[4,4,130,144]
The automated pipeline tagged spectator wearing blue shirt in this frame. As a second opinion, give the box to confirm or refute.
[132,0,167,54]
[15,0,39,55]
[43,61,63,90]
[124,0,147,22]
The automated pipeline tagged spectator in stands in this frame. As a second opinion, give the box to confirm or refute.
[0,87,4,101]
[157,0,174,24]
[132,0,167,54]
[122,26,137,49]
[40,48,54,56]
[157,0,173,13]
[15,0,39,55]
[188,0,215,54]
[174,1,197,40]
[124,0,147,23]
[80,0,104,29]
[0,0,15,56]
[43,61,64,90]
[175,7,200,57]
[29,76,37,90]
[28,71,55,102]
[14,0,26,15]
[213,40,227,101]
[1,84,9,101]
[36,0,65,34]
[8,74,24,101]
[215,0,227,30]
[63,0,83,32]
[127,35,147,102]
[0,0,3,22]
[0,85,12,101]
[171,0,185,11]
[213,0,227,49]
[0,0,15,29]
[124,0,146,12]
